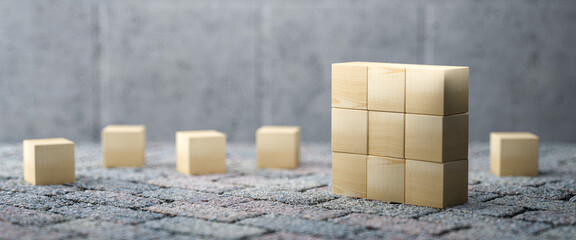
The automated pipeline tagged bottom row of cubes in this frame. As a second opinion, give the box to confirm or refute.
[332,152,468,208]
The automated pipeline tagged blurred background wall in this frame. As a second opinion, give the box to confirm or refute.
[1,0,575,143]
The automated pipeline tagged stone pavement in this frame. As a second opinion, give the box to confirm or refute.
[0,142,575,239]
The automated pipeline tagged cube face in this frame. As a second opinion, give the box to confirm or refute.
[490,132,539,176]
[102,125,146,168]
[367,156,404,203]
[177,130,226,175]
[23,138,75,185]
[405,113,468,163]
[331,108,368,154]
[368,111,404,158]
[406,67,468,116]
[257,126,301,169]
[332,63,368,110]
[405,159,468,208]
[332,152,367,198]
[367,65,405,113]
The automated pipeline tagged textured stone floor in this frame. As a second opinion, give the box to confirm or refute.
[0,142,575,239]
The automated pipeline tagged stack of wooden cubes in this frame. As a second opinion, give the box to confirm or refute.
[331,62,469,208]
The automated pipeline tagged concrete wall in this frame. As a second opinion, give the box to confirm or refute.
[1,0,576,143]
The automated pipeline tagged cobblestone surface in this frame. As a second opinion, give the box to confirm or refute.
[0,142,574,239]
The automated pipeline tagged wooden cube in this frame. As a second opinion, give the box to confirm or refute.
[367,64,405,113]
[102,125,146,168]
[368,111,404,158]
[332,152,367,198]
[490,132,539,176]
[406,66,468,116]
[405,113,468,163]
[256,126,301,169]
[405,159,468,208]
[367,156,404,203]
[331,108,368,154]
[176,130,226,175]
[332,62,368,110]
[23,138,75,185]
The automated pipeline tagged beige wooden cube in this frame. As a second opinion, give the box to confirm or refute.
[368,111,404,158]
[176,130,226,175]
[406,65,468,116]
[405,159,468,208]
[367,64,405,113]
[256,126,301,169]
[332,152,367,198]
[23,138,75,185]
[332,62,368,110]
[405,113,468,163]
[367,156,404,203]
[102,125,146,168]
[331,108,368,154]
[490,132,539,176]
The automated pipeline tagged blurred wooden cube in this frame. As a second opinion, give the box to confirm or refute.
[331,108,368,154]
[256,126,301,169]
[23,138,75,185]
[367,64,405,113]
[102,125,146,168]
[490,132,539,176]
[332,152,367,198]
[368,111,404,158]
[405,159,468,208]
[332,62,368,110]
[176,130,226,175]
[405,113,468,163]
[406,66,468,116]
[367,156,404,203]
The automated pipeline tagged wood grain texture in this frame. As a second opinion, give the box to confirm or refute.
[405,113,468,163]
[176,130,226,175]
[367,156,404,203]
[367,64,405,112]
[490,132,539,176]
[331,108,368,154]
[256,126,301,169]
[102,125,146,168]
[405,159,468,208]
[405,66,468,116]
[332,63,368,110]
[368,111,404,158]
[332,152,367,198]
[23,138,75,185]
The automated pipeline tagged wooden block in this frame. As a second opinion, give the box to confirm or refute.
[367,156,404,203]
[332,152,367,198]
[102,125,146,168]
[332,62,368,110]
[176,130,226,175]
[405,113,468,163]
[368,111,404,158]
[405,159,468,208]
[490,132,539,176]
[367,64,405,112]
[256,126,301,169]
[23,138,75,185]
[406,66,468,116]
[331,108,368,154]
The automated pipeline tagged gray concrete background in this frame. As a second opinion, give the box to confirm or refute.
[1,0,576,143]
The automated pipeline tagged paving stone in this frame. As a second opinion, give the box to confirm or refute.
[227,187,337,205]
[50,203,164,224]
[543,180,576,194]
[63,190,162,209]
[539,226,576,240]
[206,196,252,207]
[488,195,576,210]
[332,213,463,236]
[450,201,526,218]
[441,228,538,240]
[470,183,572,200]
[71,178,160,194]
[570,196,576,202]
[355,230,433,240]
[252,232,332,240]
[143,216,266,239]
[229,200,349,220]
[76,167,178,183]
[146,201,261,223]
[317,197,439,218]
[48,219,176,240]
[0,221,78,240]
[514,210,576,226]
[138,188,218,202]
[0,179,79,196]
[221,174,330,192]
[468,191,500,202]
[0,191,72,210]
[239,214,364,239]
[0,204,69,226]
[147,177,245,194]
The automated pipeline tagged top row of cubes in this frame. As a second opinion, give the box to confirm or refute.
[332,62,469,116]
